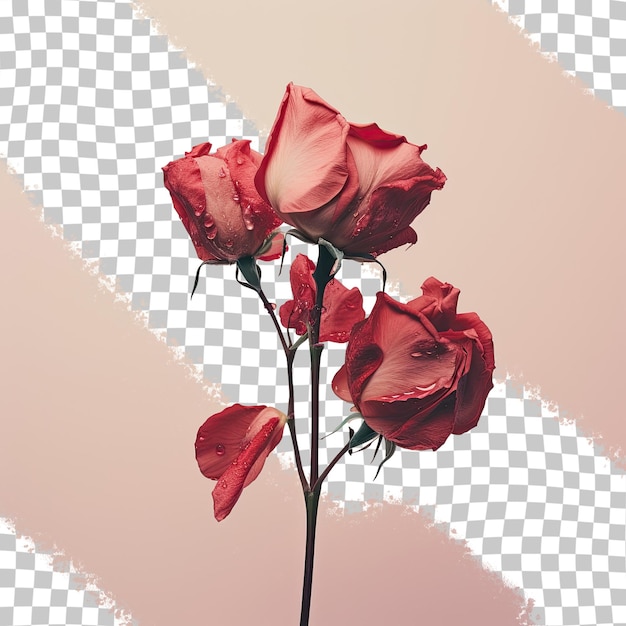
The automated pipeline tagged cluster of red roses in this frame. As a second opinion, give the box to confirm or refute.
[163,84,495,522]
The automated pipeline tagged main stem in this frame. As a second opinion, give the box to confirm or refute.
[299,489,321,626]
[299,244,336,626]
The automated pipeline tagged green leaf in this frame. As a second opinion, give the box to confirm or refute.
[236,256,262,293]
[349,421,379,450]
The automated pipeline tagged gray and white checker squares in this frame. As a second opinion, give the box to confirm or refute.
[1,1,625,625]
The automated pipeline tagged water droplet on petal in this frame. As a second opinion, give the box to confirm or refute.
[270,302,276,310]
[236,157,243,165]
[194,205,204,216]
[204,214,214,228]
[225,239,234,248]
[215,444,225,456]
[206,224,217,240]
[232,194,240,203]
[218,167,227,178]
[220,480,228,489]
[242,204,254,230]
[198,436,205,442]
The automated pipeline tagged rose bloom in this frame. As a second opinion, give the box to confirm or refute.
[332,278,495,450]
[163,140,283,263]
[195,404,288,521]
[279,254,365,342]
[255,83,446,257]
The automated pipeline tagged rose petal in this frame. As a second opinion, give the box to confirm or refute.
[257,231,285,262]
[212,416,283,522]
[255,83,352,215]
[331,364,353,403]
[195,404,271,479]
[319,281,365,343]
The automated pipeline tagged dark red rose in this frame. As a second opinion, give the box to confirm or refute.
[195,404,288,521]
[332,278,495,450]
[279,254,365,343]
[163,140,283,263]
[254,83,446,257]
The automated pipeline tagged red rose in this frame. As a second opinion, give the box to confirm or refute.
[279,254,365,343]
[195,404,288,521]
[254,83,446,257]
[163,140,283,263]
[332,278,495,450]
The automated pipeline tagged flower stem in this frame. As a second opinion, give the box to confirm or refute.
[309,244,336,486]
[299,489,321,626]
[257,288,309,492]
[298,244,337,625]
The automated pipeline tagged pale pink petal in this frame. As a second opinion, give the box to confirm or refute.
[255,83,352,214]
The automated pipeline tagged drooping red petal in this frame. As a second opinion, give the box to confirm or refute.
[212,417,283,522]
[278,254,316,335]
[319,279,365,343]
[279,254,365,342]
[195,404,270,480]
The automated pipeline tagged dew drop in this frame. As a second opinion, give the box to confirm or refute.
[194,205,204,217]
[218,167,227,178]
[206,224,218,240]
[232,194,240,203]
[225,239,234,248]
[204,214,214,228]
[242,204,254,230]
[236,157,243,165]
[220,480,228,489]
[198,436,205,442]
[270,302,277,310]
[215,443,226,456]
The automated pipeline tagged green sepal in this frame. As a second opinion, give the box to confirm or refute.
[236,256,262,293]
[344,252,387,293]
[284,228,316,245]
[373,438,397,481]
[322,412,363,440]
[349,420,379,451]
[317,238,344,276]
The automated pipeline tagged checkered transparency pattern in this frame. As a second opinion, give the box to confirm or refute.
[0,520,120,626]
[491,0,626,114]
[1,1,625,625]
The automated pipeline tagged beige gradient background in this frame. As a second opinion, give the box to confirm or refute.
[1,0,624,624]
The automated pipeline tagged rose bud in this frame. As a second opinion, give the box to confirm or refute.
[163,140,283,263]
[195,404,288,522]
[332,278,495,450]
[255,83,446,258]
[279,254,365,343]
